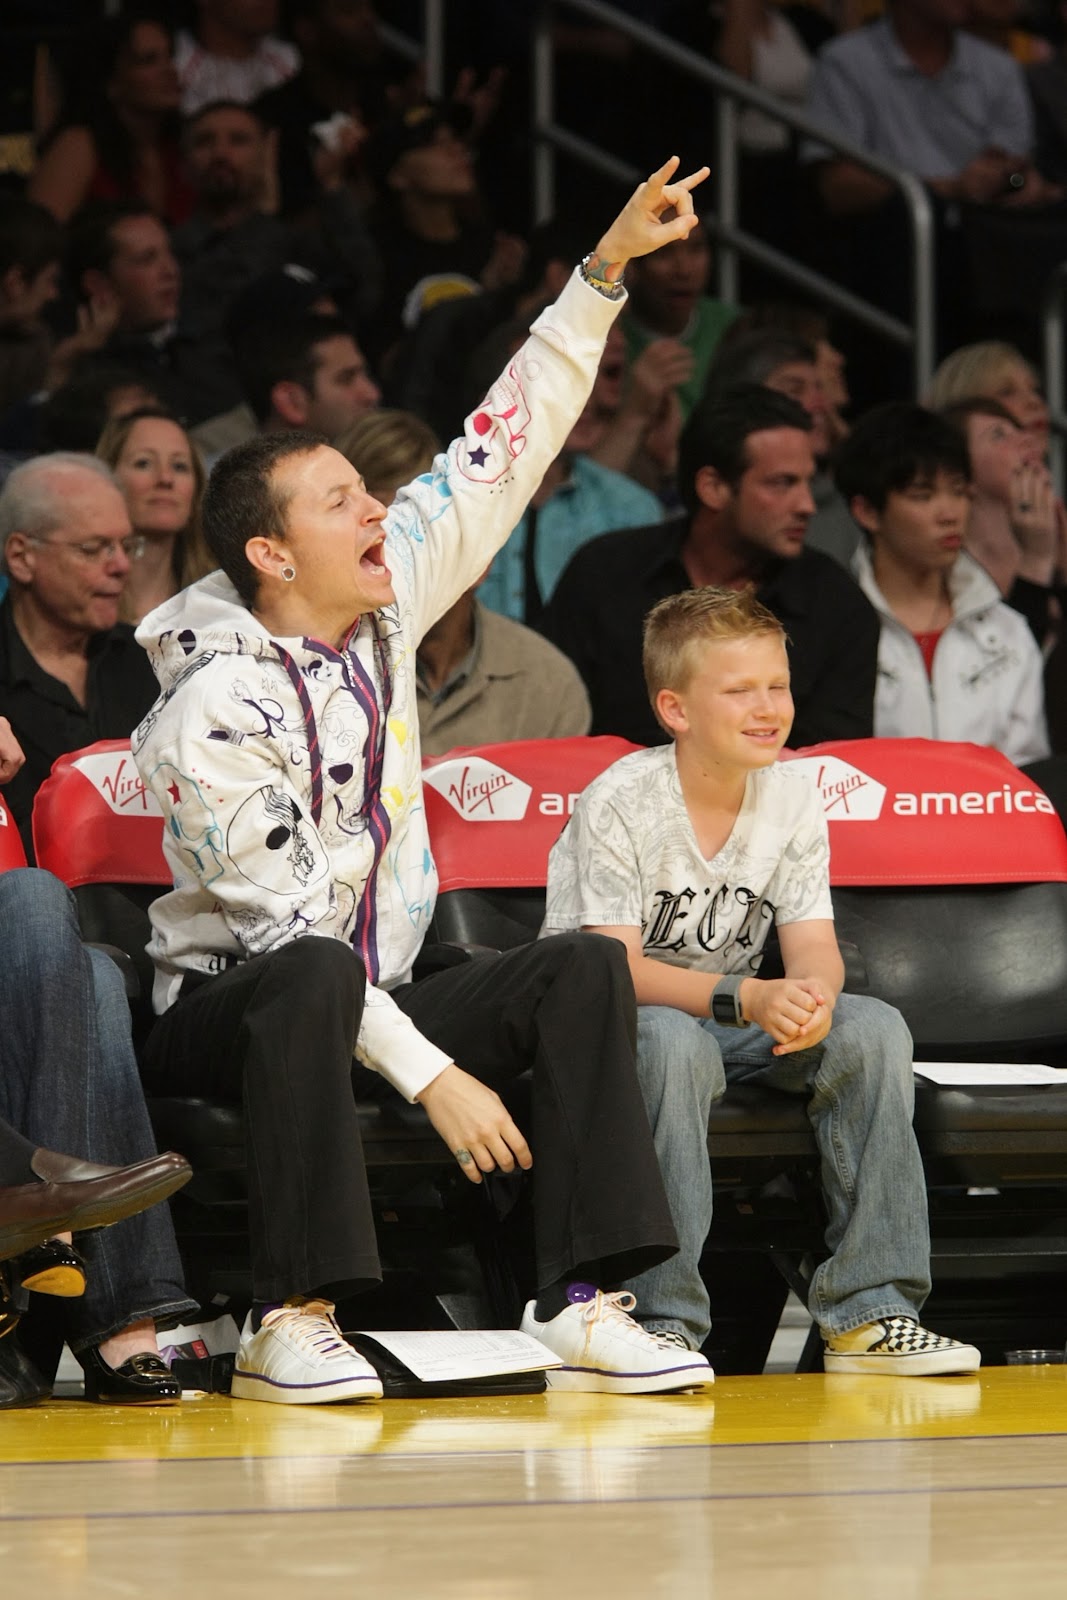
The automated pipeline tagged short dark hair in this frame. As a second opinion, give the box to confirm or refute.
[234,313,354,424]
[704,328,817,395]
[678,383,812,514]
[0,196,64,281]
[183,99,267,135]
[833,402,972,512]
[203,431,329,607]
[67,200,159,284]
[40,362,164,452]
[724,302,831,348]
[937,395,1020,435]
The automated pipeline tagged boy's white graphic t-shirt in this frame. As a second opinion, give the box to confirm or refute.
[543,746,833,973]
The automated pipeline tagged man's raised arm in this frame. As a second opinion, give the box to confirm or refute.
[391,157,710,641]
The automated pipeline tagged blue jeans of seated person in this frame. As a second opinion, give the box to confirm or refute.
[0,869,196,1351]
[624,992,931,1351]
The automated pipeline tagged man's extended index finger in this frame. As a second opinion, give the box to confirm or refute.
[644,155,681,198]
[662,166,711,212]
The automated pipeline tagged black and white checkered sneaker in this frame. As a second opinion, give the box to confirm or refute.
[823,1316,981,1376]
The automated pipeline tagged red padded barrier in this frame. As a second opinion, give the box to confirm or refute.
[30,734,1067,897]
[784,739,1067,886]
[0,790,27,871]
[32,739,168,888]
[422,736,640,892]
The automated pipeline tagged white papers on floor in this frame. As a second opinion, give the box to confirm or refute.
[913,1062,1065,1086]
[356,1329,563,1382]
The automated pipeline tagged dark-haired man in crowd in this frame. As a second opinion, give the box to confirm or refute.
[704,326,859,568]
[0,201,158,464]
[65,201,234,425]
[543,383,879,748]
[174,98,382,361]
[235,311,381,439]
[621,215,737,422]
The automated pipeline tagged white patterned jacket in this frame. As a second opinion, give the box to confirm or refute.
[133,270,622,1100]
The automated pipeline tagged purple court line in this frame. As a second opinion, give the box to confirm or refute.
[0,1427,1064,1473]
[2,1479,1067,1525]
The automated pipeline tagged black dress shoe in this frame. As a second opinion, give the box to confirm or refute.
[12,1238,87,1297]
[0,1330,51,1408]
[79,1344,182,1405]
[0,1150,192,1263]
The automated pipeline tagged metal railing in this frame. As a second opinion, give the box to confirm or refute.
[1042,264,1067,491]
[532,0,936,395]
[378,0,445,98]
[372,0,935,394]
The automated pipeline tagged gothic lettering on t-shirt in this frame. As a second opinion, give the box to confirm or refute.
[644,882,777,963]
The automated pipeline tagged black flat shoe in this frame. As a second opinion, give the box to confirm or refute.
[79,1344,181,1405]
[0,1331,51,1409]
[13,1239,87,1298]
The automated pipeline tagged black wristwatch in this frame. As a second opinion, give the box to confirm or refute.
[710,974,749,1028]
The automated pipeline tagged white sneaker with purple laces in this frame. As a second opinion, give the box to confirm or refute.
[231,1297,383,1404]
[521,1284,715,1394]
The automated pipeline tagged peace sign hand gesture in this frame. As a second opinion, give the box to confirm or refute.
[589,156,710,283]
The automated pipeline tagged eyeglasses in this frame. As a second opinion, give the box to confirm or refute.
[25,535,147,562]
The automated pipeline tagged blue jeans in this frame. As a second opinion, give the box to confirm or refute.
[0,869,196,1350]
[623,992,931,1349]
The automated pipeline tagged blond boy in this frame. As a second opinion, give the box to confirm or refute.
[544,587,980,1375]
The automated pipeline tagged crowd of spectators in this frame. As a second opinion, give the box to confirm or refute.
[3,0,1067,841]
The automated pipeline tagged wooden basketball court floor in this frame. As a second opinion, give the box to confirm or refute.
[3,1368,1067,1597]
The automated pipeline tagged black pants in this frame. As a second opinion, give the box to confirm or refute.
[141,933,678,1304]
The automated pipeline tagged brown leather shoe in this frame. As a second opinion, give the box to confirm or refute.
[0,1150,192,1262]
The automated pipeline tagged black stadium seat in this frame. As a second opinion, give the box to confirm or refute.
[27,734,1067,1369]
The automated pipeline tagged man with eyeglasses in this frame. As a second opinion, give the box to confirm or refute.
[0,453,159,858]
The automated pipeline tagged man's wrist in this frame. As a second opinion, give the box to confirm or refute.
[414,1061,458,1103]
[579,252,626,300]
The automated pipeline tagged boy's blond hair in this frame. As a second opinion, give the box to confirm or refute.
[643,586,787,731]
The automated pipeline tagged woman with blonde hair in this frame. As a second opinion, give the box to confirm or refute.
[96,408,213,624]
[335,408,440,505]
[926,342,1051,458]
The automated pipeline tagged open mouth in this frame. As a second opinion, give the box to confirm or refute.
[359,535,390,578]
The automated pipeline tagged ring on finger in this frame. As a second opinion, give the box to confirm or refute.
[454,1148,474,1167]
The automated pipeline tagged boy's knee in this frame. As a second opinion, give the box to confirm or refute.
[821,993,915,1093]
[834,993,913,1055]
[637,1006,726,1099]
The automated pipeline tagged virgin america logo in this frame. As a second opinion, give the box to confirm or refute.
[786,755,888,821]
[72,751,163,817]
[423,756,533,821]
